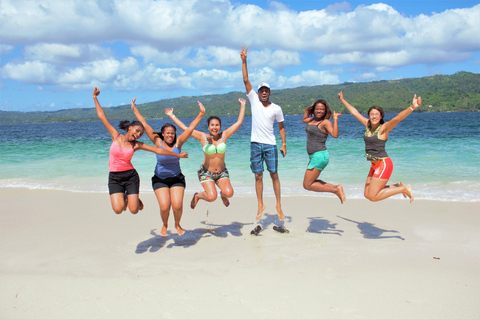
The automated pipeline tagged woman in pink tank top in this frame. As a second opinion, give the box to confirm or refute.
[93,87,188,215]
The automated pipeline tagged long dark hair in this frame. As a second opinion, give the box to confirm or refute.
[304,99,331,121]
[118,120,144,131]
[154,123,177,145]
[367,106,385,128]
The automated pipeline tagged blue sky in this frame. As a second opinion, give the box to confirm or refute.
[1,0,479,112]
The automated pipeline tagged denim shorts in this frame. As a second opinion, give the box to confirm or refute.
[307,150,329,171]
[250,142,278,173]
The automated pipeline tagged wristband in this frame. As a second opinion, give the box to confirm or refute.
[172,115,176,118]
[200,112,205,116]
[334,117,338,120]
[410,106,414,111]
[282,143,286,146]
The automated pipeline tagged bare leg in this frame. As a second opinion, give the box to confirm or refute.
[216,178,234,207]
[254,173,266,220]
[126,194,143,214]
[170,187,185,236]
[270,172,284,221]
[365,176,413,202]
[154,188,172,236]
[191,181,217,209]
[303,168,345,203]
[110,193,125,214]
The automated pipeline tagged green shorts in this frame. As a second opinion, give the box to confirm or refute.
[307,150,329,171]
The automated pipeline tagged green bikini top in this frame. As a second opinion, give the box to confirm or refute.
[203,134,227,155]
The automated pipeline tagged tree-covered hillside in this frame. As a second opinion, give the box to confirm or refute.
[1,71,478,124]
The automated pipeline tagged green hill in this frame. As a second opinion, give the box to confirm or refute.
[1,71,478,124]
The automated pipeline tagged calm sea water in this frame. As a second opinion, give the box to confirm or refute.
[1,112,479,202]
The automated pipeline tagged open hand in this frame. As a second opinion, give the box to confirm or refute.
[238,97,246,106]
[131,98,136,109]
[333,111,343,118]
[165,108,174,117]
[197,101,205,114]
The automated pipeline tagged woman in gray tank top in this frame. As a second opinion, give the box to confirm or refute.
[338,91,421,203]
[302,99,346,203]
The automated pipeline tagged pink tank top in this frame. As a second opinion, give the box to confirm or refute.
[109,135,135,172]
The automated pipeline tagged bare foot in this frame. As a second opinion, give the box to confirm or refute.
[334,185,346,204]
[160,226,168,237]
[190,193,198,209]
[276,204,285,221]
[404,184,414,203]
[394,182,407,198]
[256,204,266,221]
[138,199,144,211]
[176,225,185,236]
[220,193,230,207]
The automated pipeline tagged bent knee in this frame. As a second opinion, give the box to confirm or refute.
[205,193,217,202]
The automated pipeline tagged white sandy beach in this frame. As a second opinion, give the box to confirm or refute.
[1,188,479,319]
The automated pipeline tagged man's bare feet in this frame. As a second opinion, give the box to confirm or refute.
[190,193,198,209]
[256,204,266,221]
[176,225,185,236]
[160,226,168,237]
[404,184,414,203]
[334,185,346,204]
[220,193,230,207]
[276,204,285,221]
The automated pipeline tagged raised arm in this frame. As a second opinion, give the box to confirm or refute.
[165,107,204,141]
[241,46,253,94]
[176,101,205,147]
[134,141,188,158]
[383,94,422,133]
[302,109,314,123]
[338,91,368,126]
[223,98,246,139]
[93,87,118,140]
[324,111,343,138]
[131,98,159,145]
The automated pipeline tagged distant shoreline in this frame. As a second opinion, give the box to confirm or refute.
[1,71,479,124]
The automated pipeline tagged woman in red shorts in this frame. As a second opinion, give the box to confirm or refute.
[338,91,421,203]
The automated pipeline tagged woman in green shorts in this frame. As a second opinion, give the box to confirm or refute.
[302,99,346,203]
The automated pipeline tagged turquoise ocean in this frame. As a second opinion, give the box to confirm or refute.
[1,112,479,202]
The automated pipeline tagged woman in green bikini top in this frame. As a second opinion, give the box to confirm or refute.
[166,98,246,210]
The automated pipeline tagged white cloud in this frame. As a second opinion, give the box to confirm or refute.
[0,44,14,55]
[24,44,113,64]
[0,0,479,103]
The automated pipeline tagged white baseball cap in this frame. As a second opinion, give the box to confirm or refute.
[257,82,271,91]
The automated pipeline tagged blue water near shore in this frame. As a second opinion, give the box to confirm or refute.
[1,112,479,202]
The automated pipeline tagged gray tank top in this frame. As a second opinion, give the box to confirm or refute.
[363,125,388,160]
[306,123,328,155]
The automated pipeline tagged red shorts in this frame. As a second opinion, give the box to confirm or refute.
[368,157,393,180]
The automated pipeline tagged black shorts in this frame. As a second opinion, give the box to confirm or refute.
[108,169,140,195]
[152,173,186,190]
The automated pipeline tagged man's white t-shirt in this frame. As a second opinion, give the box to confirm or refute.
[246,90,284,145]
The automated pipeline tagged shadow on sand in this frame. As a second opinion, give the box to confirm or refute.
[135,221,249,253]
[306,217,344,236]
[338,216,405,240]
